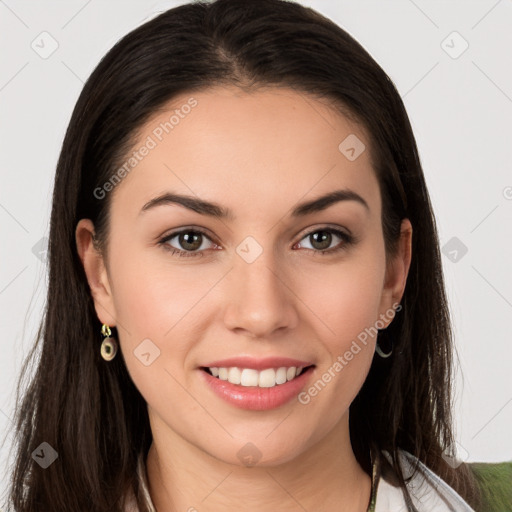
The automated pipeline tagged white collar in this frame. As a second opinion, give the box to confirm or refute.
[373,449,475,512]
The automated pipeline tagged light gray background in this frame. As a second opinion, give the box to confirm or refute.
[1,0,511,499]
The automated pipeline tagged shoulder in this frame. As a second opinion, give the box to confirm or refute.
[373,448,476,512]
[468,460,512,512]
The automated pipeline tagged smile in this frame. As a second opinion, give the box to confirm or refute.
[199,365,316,410]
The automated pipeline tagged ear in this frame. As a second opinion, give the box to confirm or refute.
[75,219,117,327]
[378,218,412,327]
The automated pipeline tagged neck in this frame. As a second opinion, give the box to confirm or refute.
[145,412,372,512]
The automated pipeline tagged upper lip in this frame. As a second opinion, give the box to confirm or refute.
[200,356,315,371]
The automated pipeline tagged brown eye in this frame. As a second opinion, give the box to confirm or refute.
[295,228,354,255]
[177,231,203,251]
[309,230,333,250]
[159,229,216,257]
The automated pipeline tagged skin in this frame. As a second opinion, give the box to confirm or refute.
[76,86,412,511]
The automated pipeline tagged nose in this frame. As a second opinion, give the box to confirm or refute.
[222,251,299,338]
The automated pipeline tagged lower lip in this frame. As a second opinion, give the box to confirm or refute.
[199,367,315,411]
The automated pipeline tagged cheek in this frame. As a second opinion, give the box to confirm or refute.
[296,268,381,426]
[296,240,385,406]
[107,244,223,394]
[108,242,210,338]
[107,246,202,409]
[298,242,386,347]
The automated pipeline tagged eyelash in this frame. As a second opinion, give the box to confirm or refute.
[158,227,355,258]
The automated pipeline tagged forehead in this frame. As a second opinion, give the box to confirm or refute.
[109,86,381,221]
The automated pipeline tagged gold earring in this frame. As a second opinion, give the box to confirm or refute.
[100,324,118,361]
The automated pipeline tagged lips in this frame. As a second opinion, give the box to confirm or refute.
[199,364,316,410]
[199,357,315,411]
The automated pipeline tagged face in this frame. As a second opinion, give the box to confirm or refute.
[78,86,411,467]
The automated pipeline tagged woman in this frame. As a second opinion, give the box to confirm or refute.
[4,0,491,510]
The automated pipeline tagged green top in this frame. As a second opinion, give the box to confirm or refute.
[469,461,512,512]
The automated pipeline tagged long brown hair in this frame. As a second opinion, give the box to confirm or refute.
[4,0,482,510]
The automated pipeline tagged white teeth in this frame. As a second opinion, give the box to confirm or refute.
[286,367,296,381]
[258,368,276,387]
[207,365,308,387]
[275,367,287,384]
[228,367,241,385]
[241,368,259,386]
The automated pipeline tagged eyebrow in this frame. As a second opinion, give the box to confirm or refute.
[140,188,369,220]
